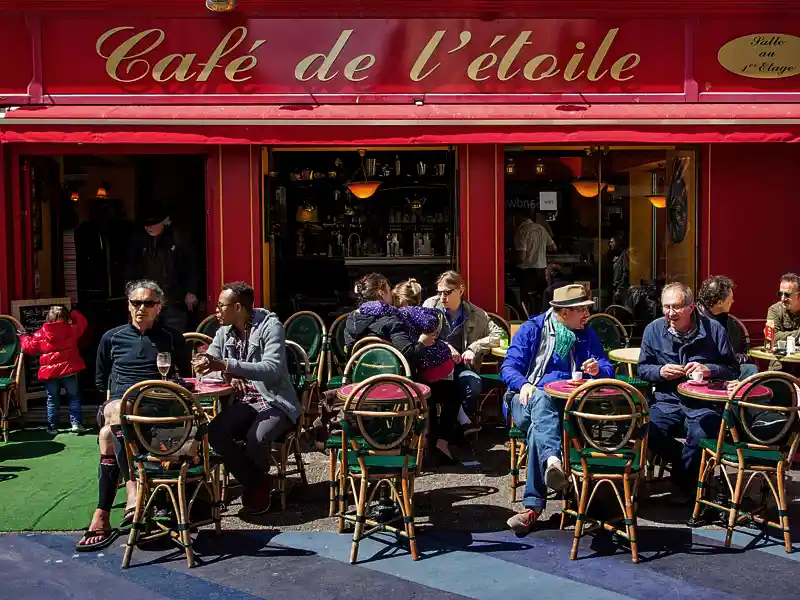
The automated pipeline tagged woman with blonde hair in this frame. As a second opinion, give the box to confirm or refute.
[424,270,503,437]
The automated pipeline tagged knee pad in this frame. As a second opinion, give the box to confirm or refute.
[97,454,120,512]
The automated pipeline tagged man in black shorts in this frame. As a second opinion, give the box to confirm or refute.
[76,279,187,551]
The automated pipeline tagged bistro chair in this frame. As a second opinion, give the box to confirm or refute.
[508,415,528,503]
[691,371,800,553]
[587,312,630,353]
[604,305,635,341]
[325,312,349,390]
[327,343,412,516]
[477,313,510,426]
[560,379,649,563]
[271,340,312,511]
[0,315,24,443]
[119,380,222,569]
[336,374,427,563]
[196,314,220,339]
[728,313,752,358]
[284,310,327,384]
[504,303,521,322]
[350,336,390,356]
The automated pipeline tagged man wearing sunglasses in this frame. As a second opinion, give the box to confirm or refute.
[766,273,800,372]
[77,279,188,552]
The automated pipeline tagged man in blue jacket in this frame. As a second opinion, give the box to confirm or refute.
[638,282,739,499]
[502,285,614,535]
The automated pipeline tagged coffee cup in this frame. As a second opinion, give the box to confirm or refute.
[690,370,703,383]
[571,371,583,383]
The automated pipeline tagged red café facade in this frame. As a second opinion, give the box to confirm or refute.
[1,0,800,341]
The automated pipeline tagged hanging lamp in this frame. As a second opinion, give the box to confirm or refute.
[206,0,237,11]
[571,178,607,198]
[645,168,666,208]
[346,150,382,199]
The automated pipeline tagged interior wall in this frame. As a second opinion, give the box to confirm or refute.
[702,143,800,339]
[628,168,653,286]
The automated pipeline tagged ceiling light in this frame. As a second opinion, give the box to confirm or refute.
[645,167,666,209]
[206,0,237,11]
[534,160,545,175]
[95,182,109,198]
[346,150,382,199]
[70,192,80,202]
[572,179,606,198]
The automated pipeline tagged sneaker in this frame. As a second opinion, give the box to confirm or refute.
[507,508,539,536]
[544,457,568,491]
[71,423,88,435]
[46,426,58,435]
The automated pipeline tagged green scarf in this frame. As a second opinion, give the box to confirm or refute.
[553,318,577,361]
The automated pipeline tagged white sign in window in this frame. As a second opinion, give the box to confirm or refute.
[539,191,558,211]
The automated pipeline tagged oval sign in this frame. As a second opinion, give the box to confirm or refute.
[718,33,800,79]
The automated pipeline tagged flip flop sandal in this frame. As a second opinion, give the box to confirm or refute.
[75,528,120,553]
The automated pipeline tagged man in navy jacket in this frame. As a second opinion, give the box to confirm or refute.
[638,282,739,496]
[502,285,614,536]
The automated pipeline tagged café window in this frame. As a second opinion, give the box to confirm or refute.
[264,147,458,318]
[503,146,697,333]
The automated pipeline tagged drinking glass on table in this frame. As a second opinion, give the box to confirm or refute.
[157,352,172,380]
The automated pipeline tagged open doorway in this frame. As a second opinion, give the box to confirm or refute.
[18,153,207,414]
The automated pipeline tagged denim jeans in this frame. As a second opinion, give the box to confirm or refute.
[648,401,722,487]
[455,365,483,414]
[510,388,563,512]
[44,374,83,428]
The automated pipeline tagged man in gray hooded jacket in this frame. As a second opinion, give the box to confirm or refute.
[195,281,299,515]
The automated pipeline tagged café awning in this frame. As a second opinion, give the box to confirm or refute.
[3,103,800,145]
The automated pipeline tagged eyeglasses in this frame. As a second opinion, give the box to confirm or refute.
[663,303,689,313]
[130,300,160,309]
[567,306,590,315]
[216,302,237,310]
[437,289,456,298]
[776,291,800,299]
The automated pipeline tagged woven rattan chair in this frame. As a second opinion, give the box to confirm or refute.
[119,380,222,569]
[691,371,800,553]
[560,379,649,563]
[284,311,327,384]
[325,313,349,390]
[336,374,427,563]
[196,314,220,339]
[327,343,411,516]
[0,315,24,442]
[350,336,390,356]
[271,340,312,511]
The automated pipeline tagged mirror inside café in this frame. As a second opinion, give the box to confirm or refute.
[264,148,458,320]
[503,146,697,336]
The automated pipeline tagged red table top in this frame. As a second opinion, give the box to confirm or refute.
[544,379,622,399]
[184,377,233,400]
[678,380,773,402]
[337,381,430,402]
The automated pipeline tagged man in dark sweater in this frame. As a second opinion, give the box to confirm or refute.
[638,282,739,499]
[76,279,187,552]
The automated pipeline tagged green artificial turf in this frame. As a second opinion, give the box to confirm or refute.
[0,429,125,532]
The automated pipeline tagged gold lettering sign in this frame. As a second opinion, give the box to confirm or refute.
[718,33,800,79]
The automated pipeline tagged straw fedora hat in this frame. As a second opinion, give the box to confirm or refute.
[550,284,594,308]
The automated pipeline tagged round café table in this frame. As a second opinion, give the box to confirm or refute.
[184,377,233,416]
[336,381,431,405]
[492,346,508,358]
[677,380,773,403]
[608,347,641,377]
[544,379,624,400]
[748,346,800,364]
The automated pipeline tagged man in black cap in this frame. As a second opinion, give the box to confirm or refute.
[125,204,199,332]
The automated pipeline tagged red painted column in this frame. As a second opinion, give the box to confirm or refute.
[0,143,8,313]
[206,145,263,306]
[458,144,504,314]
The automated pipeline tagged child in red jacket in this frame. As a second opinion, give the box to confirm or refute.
[21,306,88,434]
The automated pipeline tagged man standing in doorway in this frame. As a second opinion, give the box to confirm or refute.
[766,272,800,373]
[514,209,556,315]
[126,204,199,333]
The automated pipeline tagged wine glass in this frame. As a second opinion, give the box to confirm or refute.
[157,352,172,381]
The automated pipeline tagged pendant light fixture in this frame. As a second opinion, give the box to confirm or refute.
[346,150,382,199]
[645,167,667,208]
[572,178,607,198]
[206,0,237,11]
[95,181,109,199]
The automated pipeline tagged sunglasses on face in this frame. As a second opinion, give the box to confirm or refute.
[130,300,160,309]
[777,291,800,299]
[437,289,456,298]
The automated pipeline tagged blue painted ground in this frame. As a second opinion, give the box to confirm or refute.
[1,526,797,600]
